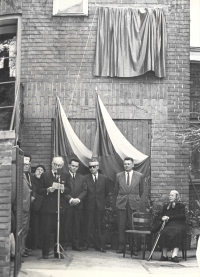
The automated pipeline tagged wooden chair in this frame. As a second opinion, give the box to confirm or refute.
[123,212,152,260]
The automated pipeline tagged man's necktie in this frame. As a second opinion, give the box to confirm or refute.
[73,173,75,180]
[94,174,97,185]
[126,172,130,186]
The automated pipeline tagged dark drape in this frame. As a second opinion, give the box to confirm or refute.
[94,7,167,78]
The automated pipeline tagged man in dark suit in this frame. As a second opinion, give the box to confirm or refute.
[64,158,87,251]
[82,159,110,253]
[115,157,144,254]
[37,156,71,259]
[22,154,34,257]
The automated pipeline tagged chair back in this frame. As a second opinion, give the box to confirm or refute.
[132,212,151,231]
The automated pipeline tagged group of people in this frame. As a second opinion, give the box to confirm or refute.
[19,154,188,263]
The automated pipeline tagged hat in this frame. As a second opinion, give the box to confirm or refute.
[35,165,46,172]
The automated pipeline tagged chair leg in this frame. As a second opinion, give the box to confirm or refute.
[150,234,153,259]
[130,235,133,257]
[184,238,187,261]
[123,234,127,258]
[143,235,146,260]
[182,237,187,261]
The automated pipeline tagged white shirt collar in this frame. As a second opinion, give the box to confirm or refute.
[92,172,98,180]
[69,171,75,178]
[125,169,133,174]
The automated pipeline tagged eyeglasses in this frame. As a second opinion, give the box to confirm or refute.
[89,165,98,169]
[24,163,30,166]
[52,163,63,168]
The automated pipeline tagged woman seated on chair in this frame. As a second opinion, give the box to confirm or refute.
[158,190,186,263]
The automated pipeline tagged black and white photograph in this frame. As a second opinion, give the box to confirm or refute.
[0,0,200,277]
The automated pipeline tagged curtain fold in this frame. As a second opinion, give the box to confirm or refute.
[94,7,166,78]
[92,93,150,210]
[54,97,92,175]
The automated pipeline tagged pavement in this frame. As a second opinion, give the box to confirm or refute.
[17,247,200,277]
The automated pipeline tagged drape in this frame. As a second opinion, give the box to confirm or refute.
[94,7,167,78]
[54,97,92,175]
[93,94,150,211]
[93,93,148,181]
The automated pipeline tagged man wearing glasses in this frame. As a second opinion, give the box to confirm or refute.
[37,156,71,259]
[82,159,110,253]
[64,158,87,251]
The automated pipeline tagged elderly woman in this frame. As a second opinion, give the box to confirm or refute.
[30,165,46,250]
[158,190,186,263]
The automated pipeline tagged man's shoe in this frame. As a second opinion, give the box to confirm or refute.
[25,247,32,253]
[116,249,124,254]
[82,246,88,251]
[42,255,48,259]
[22,251,29,257]
[72,246,82,251]
[132,251,138,256]
[159,255,169,261]
[95,247,106,253]
[171,256,179,263]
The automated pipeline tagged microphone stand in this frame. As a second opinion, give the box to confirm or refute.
[52,174,67,260]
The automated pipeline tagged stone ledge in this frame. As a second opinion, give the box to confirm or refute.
[0,131,15,140]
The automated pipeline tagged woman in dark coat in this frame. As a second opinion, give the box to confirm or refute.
[159,190,186,263]
[30,165,46,249]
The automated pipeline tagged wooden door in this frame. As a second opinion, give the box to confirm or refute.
[69,118,151,156]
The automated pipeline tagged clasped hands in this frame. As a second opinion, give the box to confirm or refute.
[70,198,80,206]
[162,215,169,222]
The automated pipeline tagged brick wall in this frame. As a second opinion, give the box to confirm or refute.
[1,0,191,204]
[0,0,21,15]
[21,118,53,171]
[0,131,15,277]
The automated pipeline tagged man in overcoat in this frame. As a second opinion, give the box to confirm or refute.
[82,159,110,253]
[37,156,71,259]
[64,158,87,251]
[115,157,144,254]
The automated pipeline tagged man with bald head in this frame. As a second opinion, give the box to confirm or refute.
[37,156,71,259]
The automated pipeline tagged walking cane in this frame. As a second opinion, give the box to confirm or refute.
[147,220,166,261]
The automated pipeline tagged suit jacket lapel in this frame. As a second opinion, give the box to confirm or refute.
[23,173,32,189]
[119,172,128,192]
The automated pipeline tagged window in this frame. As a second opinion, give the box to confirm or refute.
[190,0,200,62]
[0,15,22,134]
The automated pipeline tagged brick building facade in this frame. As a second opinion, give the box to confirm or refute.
[0,0,191,275]
[1,0,191,199]
[0,131,15,277]
[19,0,190,202]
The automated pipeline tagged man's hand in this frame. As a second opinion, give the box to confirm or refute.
[47,187,56,193]
[70,198,80,206]
[162,216,169,222]
[31,196,35,202]
[60,184,64,193]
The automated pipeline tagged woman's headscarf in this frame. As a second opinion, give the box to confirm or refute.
[34,165,46,173]
[167,190,181,209]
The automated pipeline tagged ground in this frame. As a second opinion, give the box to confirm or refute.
[17,248,200,277]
